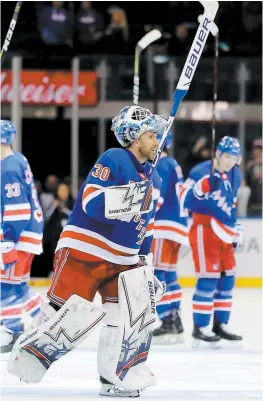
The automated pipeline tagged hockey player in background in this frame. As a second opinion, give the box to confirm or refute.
[178,136,244,347]
[150,132,189,343]
[0,120,44,353]
[8,106,166,397]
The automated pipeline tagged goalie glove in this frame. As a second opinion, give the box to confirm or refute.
[0,241,18,271]
[153,275,166,302]
[137,254,166,301]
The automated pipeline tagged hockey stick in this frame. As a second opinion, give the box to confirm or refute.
[150,1,219,173]
[133,29,162,105]
[211,30,219,173]
[198,15,219,173]
[0,1,23,62]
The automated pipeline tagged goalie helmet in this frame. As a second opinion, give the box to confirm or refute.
[216,136,242,164]
[0,120,16,145]
[111,105,166,147]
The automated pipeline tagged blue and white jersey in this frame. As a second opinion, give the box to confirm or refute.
[178,160,241,243]
[56,148,161,265]
[154,155,188,245]
[1,152,44,254]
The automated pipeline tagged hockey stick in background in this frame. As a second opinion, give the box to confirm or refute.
[133,29,162,105]
[0,1,23,62]
[150,1,219,174]
[198,15,219,173]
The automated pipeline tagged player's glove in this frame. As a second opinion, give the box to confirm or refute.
[233,223,244,251]
[194,172,221,197]
[0,241,18,271]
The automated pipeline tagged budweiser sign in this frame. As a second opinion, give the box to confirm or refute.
[1,70,97,106]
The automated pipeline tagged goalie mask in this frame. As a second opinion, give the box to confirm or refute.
[112,106,167,148]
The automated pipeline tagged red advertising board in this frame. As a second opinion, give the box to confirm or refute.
[1,70,97,106]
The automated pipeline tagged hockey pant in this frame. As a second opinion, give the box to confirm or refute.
[47,248,140,307]
[0,251,42,333]
[189,222,236,327]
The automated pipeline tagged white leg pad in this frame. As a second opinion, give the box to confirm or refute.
[97,266,156,391]
[7,295,106,383]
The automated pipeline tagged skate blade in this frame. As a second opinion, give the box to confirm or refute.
[218,339,243,349]
[99,385,140,398]
[192,338,221,349]
[152,333,184,345]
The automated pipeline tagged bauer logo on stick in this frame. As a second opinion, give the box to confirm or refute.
[184,17,211,81]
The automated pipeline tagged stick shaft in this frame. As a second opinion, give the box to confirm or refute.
[211,32,219,173]
[0,1,23,62]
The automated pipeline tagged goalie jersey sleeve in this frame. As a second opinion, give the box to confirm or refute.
[154,156,188,245]
[1,152,44,254]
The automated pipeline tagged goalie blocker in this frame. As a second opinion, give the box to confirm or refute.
[8,265,161,396]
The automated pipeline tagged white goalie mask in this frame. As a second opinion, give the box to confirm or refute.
[111,105,167,147]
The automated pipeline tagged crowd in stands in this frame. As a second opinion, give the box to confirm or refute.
[1,1,262,67]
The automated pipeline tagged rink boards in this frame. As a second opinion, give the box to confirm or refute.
[30,218,262,289]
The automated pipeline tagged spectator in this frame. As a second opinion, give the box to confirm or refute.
[40,174,60,220]
[246,138,262,216]
[237,180,251,218]
[168,23,190,56]
[104,7,129,54]
[185,136,211,176]
[75,1,104,54]
[43,182,73,274]
[37,1,73,61]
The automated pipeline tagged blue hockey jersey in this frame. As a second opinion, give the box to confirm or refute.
[178,160,241,243]
[1,152,44,254]
[154,155,188,245]
[56,148,161,265]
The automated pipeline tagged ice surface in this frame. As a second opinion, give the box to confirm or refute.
[1,288,262,401]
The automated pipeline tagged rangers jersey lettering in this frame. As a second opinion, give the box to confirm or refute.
[178,160,241,243]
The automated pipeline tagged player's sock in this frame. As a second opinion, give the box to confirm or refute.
[213,274,242,342]
[213,274,234,324]
[192,278,218,327]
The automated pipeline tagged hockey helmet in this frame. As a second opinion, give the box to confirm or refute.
[216,136,242,164]
[0,120,16,145]
[111,105,166,147]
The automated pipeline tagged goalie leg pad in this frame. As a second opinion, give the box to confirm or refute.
[97,266,156,391]
[7,294,106,383]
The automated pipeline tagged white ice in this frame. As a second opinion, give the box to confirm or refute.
[1,288,262,401]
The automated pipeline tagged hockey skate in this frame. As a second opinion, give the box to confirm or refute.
[213,321,243,348]
[192,325,221,349]
[0,324,22,354]
[152,311,184,344]
[99,376,140,398]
